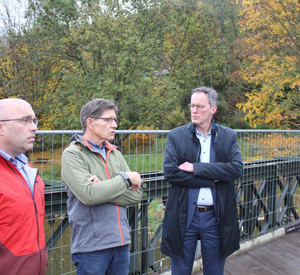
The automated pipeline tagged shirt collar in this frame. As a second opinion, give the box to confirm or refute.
[195,127,211,138]
[87,139,106,150]
[0,150,28,167]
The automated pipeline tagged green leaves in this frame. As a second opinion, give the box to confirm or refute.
[1,0,245,130]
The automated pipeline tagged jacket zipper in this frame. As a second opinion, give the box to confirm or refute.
[196,142,201,162]
[4,159,43,273]
[100,151,125,245]
[33,174,43,275]
[81,137,125,245]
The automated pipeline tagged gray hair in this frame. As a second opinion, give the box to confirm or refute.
[192,87,218,107]
[80,98,119,132]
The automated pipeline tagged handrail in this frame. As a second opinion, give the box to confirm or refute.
[44,156,300,274]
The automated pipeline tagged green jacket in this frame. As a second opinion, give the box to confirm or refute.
[61,134,142,254]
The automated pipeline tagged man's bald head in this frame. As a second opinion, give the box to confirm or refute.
[0,98,33,119]
[0,98,37,157]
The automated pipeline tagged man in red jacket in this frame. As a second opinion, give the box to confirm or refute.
[0,98,48,275]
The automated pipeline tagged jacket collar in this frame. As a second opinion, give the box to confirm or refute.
[189,118,218,143]
[70,134,117,151]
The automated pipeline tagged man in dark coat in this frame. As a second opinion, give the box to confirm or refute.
[161,87,243,275]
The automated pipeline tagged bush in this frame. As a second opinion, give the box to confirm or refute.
[122,126,156,154]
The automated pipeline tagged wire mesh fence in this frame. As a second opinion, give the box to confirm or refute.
[29,129,300,275]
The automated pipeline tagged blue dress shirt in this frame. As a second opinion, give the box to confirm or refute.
[195,129,214,206]
[0,150,37,193]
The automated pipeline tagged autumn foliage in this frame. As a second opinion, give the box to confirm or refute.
[122,126,156,154]
[235,0,299,129]
[0,0,299,130]
[243,133,300,161]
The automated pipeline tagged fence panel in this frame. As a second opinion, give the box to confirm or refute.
[29,129,300,275]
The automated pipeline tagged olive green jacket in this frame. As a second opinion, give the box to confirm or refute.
[61,134,142,254]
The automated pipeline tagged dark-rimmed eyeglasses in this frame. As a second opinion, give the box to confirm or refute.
[90,117,118,124]
[0,116,38,127]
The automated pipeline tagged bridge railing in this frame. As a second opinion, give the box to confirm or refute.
[30,129,299,275]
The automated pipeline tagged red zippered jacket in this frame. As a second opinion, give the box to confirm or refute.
[0,156,48,275]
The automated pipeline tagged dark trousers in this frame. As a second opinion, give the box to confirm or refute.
[171,209,225,275]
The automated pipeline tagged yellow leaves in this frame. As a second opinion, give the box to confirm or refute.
[237,70,298,128]
[122,126,156,154]
[38,114,55,130]
[0,38,72,129]
[235,0,299,128]
[256,133,300,159]
[243,133,300,161]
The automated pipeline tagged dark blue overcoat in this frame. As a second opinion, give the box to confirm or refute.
[161,120,243,260]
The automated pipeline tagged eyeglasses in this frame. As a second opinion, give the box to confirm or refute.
[91,117,118,124]
[0,116,38,127]
[188,103,207,111]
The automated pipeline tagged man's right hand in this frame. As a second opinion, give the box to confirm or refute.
[126,172,143,190]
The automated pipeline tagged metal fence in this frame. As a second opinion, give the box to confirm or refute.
[29,129,300,275]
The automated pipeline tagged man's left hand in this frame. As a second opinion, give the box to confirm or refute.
[178,162,194,173]
[88,174,100,183]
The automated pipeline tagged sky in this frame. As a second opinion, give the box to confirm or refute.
[0,0,27,34]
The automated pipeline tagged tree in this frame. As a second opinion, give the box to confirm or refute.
[1,0,243,130]
[235,0,300,129]
[0,30,65,129]
[155,0,242,125]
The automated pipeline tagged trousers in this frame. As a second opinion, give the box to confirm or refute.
[171,208,225,275]
[72,245,130,275]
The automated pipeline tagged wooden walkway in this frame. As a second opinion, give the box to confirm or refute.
[193,229,300,275]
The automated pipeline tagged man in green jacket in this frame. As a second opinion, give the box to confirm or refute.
[61,98,143,275]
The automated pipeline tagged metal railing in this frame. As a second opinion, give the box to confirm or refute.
[29,129,300,275]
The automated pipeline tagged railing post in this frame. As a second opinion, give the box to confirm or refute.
[243,180,255,238]
[128,205,140,274]
[141,199,149,274]
[267,177,278,228]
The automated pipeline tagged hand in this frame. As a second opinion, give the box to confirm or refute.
[88,174,100,183]
[126,171,143,190]
[178,162,194,173]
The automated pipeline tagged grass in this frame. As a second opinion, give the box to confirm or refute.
[124,154,164,172]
